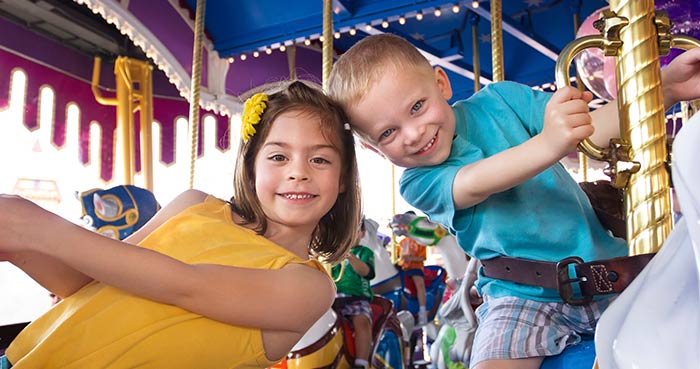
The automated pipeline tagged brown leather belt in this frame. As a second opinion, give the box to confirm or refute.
[480,253,655,305]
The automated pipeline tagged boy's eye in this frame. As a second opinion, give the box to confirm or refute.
[411,100,424,114]
[380,128,395,140]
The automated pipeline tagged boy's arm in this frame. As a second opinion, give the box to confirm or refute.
[453,87,593,209]
[589,47,700,147]
[347,253,371,277]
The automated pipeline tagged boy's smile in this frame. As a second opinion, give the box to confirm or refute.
[347,63,456,168]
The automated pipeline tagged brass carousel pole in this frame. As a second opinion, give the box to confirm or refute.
[136,63,154,191]
[92,57,154,188]
[114,59,136,185]
[490,0,504,82]
[322,0,332,91]
[572,6,589,181]
[610,0,671,255]
[390,165,398,263]
[469,12,481,92]
[188,0,205,189]
[287,42,297,80]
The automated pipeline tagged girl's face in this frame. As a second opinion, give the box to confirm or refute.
[254,110,345,234]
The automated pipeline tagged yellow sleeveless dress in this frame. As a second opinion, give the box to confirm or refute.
[6,196,325,368]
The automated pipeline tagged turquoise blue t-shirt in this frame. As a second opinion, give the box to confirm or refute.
[399,81,627,301]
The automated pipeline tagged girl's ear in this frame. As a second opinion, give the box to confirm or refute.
[434,66,453,100]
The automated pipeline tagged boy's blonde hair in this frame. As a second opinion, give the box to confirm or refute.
[231,80,362,263]
[327,33,432,110]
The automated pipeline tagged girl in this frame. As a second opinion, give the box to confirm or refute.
[0,80,362,368]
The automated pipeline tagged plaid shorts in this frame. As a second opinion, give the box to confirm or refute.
[469,295,614,367]
[337,299,372,322]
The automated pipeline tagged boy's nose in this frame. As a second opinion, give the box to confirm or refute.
[403,123,425,145]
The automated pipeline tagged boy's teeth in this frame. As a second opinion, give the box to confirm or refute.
[419,137,435,153]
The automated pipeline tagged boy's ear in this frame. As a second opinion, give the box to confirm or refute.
[434,66,453,100]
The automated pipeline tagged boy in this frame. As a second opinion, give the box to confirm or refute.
[332,220,376,369]
[391,211,429,325]
[328,33,700,369]
[398,233,428,325]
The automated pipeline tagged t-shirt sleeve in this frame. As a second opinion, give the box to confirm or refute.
[400,165,458,230]
[399,135,482,232]
[491,82,552,136]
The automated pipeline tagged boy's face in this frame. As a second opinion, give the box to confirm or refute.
[347,64,455,168]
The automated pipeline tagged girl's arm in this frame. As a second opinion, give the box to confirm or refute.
[4,250,93,298]
[0,191,334,333]
[0,190,205,298]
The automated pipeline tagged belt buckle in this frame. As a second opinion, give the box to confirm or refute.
[556,256,592,306]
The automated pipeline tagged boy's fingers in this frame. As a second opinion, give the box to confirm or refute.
[571,124,595,141]
[550,86,585,103]
[581,90,594,103]
[567,111,593,127]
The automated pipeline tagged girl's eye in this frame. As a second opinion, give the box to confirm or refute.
[411,100,424,114]
[380,128,395,140]
[311,157,331,164]
[269,154,286,162]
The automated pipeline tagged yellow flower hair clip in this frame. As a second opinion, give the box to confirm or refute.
[241,93,269,142]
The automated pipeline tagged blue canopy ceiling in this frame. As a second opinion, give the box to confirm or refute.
[181,0,610,101]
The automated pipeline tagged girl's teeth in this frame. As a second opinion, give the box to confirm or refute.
[285,194,312,199]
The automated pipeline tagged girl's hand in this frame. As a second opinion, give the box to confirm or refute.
[0,195,54,253]
[662,48,700,108]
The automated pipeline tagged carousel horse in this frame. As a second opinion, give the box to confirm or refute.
[594,112,700,369]
[371,213,462,324]
[78,184,160,240]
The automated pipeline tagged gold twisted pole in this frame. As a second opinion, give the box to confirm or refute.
[188,0,205,189]
[322,0,332,91]
[490,0,504,82]
[611,0,671,255]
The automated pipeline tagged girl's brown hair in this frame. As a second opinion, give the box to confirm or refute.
[230,80,362,263]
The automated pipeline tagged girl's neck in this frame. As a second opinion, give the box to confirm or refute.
[264,228,312,259]
[232,212,312,259]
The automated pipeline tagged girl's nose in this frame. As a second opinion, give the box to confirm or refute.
[287,163,310,181]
